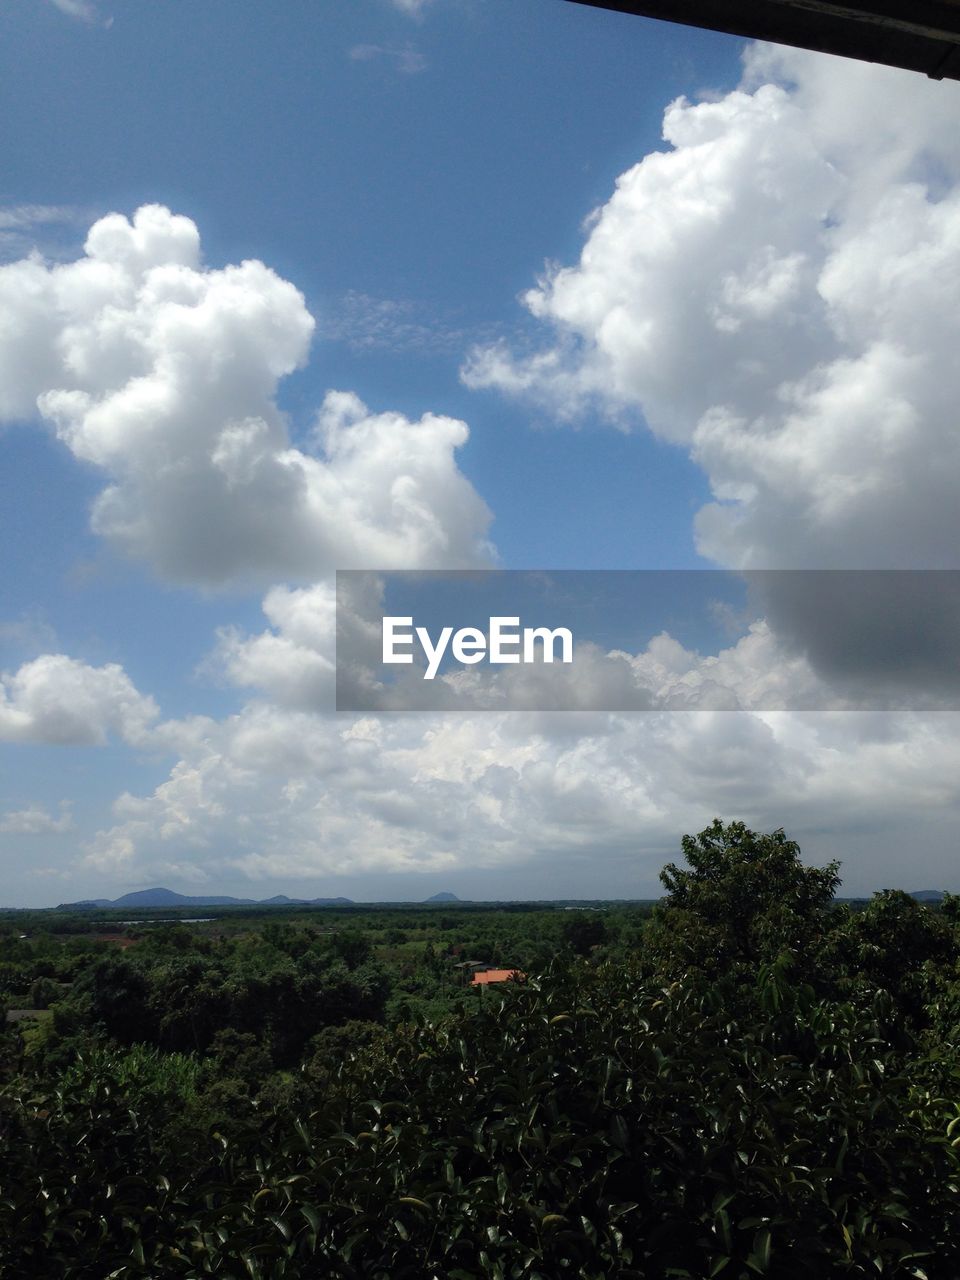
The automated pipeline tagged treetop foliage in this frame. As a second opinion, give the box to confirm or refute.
[649,819,842,979]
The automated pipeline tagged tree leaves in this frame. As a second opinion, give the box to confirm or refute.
[3,955,960,1279]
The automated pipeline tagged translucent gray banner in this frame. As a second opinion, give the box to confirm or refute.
[335,570,960,712]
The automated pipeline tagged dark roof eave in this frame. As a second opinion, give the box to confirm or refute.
[562,0,960,81]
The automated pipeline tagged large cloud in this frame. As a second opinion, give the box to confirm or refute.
[0,205,492,583]
[464,46,960,570]
[81,689,960,893]
[213,574,825,715]
[79,575,960,889]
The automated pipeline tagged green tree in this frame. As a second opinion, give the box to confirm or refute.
[836,888,958,1023]
[330,928,371,970]
[560,912,608,956]
[80,952,156,1044]
[646,818,841,980]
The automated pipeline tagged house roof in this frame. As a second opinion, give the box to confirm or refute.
[471,969,526,985]
[563,0,960,81]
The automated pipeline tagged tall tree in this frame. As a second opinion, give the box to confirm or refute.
[646,819,840,979]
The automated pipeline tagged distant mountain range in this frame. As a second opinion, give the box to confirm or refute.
[58,888,354,910]
[57,887,467,910]
[50,887,945,912]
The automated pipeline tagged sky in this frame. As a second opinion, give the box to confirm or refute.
[2,0,960,906]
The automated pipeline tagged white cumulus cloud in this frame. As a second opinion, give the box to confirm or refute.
[76,574,960,889]
[0,204,492,584]
[464,46,960,570]
[78,692,960,894]
[0,654,158,745]
[213,583,337,710]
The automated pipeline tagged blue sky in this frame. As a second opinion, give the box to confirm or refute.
[2,0,960,906]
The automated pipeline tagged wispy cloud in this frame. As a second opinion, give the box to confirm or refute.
[388,0,435,19]
[349,43,427,75]
[48,1,113,30]
[0,204,81,232]
[51,0,94,18]
[0,204,90,261]
[0,612,58,654]
[322,292,452,352]
[320,290,506,356]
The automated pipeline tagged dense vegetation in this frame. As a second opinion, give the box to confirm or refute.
[2,820,959,1278]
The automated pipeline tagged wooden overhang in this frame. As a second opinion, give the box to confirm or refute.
[563,1,960,81]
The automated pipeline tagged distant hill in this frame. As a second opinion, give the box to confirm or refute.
[58,888,353,910]
[425,892,460,903]
[113,889,253,908]
[910,889,946,902]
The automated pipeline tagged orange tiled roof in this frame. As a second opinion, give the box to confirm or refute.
[471,969,525,985]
